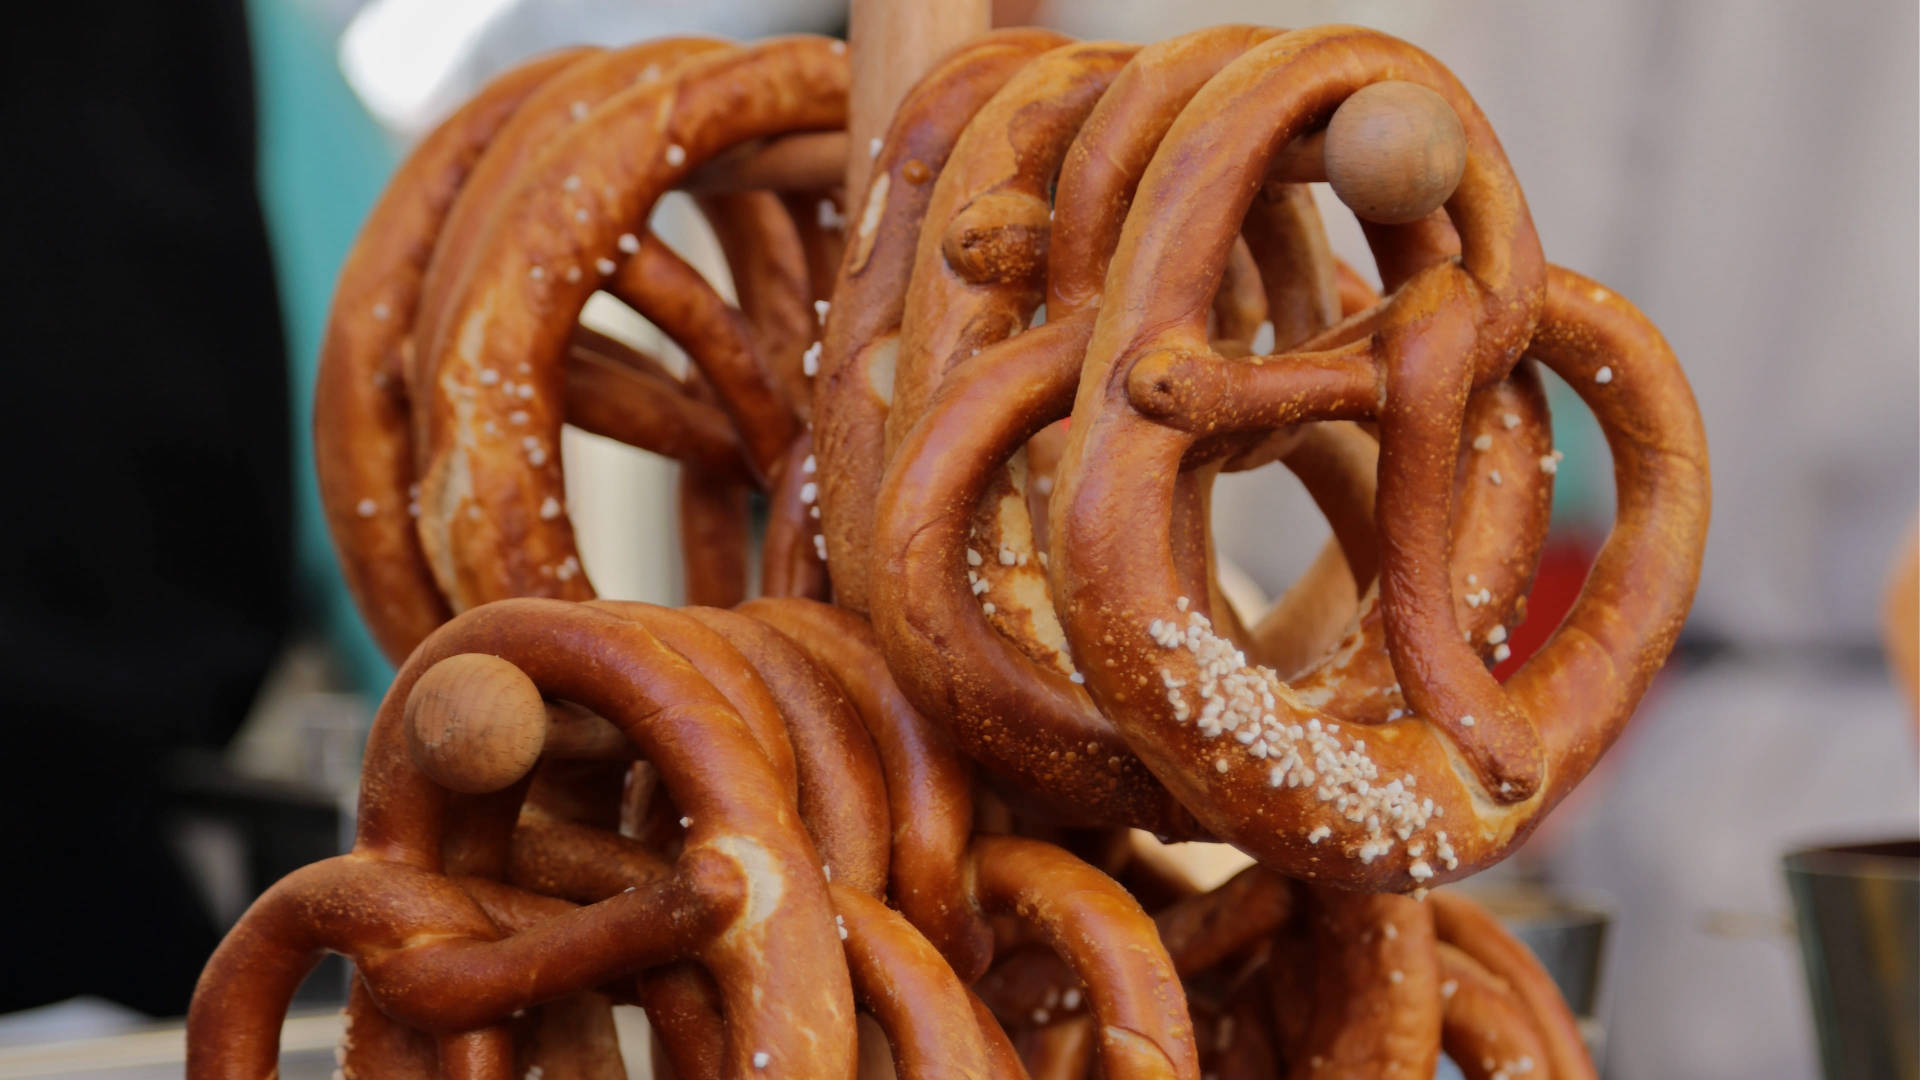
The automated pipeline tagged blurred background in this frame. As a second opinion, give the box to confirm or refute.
[0,1,1912,1077]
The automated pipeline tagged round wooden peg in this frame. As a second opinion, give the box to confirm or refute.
[1323,80,1468,225]
[405,652,548,793]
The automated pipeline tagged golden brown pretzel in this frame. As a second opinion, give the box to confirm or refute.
[869,26,1398,834]
[1053,27,1706,889]
[189,599,856,1078]
[319,38,840,658]
[484,798,996,1080]
[515,601,1191,1079]
[813,28,1072,613]
[407,37,846,609]
[282,18,1698,1079]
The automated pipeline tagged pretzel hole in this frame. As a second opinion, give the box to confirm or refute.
[1212,449,1351,676]
[562,194,801,603]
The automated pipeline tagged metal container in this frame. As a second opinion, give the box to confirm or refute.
[1783,838,1920,1080]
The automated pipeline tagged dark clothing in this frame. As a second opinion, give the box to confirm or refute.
[0,0,290,1016]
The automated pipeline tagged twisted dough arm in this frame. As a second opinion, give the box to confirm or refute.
[975,860,1294,1048]
[967,835,1200,1080]
[686,605,891,895]
[740,597,991,980]
[562,340,749,478]
[408,38,729,395]
[835,882,998,1079]
[1430,890,1595,1080]
[677,452,752,608]
[1437,943,1554,1080]
[584,600,802,803]
[1276,889,1442,1078]
[762,430,833,599]
[695,190,819,424]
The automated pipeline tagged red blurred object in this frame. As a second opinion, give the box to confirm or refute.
[1495,534,1599,681]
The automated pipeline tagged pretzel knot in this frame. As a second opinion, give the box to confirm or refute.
[1050,27,1708,890]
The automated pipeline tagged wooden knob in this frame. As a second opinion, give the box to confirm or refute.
[405,653,548,793]
[1323,81,1467,225]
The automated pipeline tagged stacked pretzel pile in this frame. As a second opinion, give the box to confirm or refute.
[192,23,1708,1080]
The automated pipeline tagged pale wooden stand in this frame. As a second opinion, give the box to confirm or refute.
[846,5,990,1077]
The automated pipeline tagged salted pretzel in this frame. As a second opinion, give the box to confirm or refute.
[816,29,1290,619]
[318,37,845,663]
[1050,25,1707,890]
[401,35,834,607]
[188,599,859,1078]
[314,47,586,663]
[259,15,1693,1080]
[721,600,1200,1076]
[868,26,1500,834]
[409,35,850,612]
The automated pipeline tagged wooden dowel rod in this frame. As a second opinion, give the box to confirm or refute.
[844,0,991,201]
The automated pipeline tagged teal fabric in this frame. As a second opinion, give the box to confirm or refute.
[245,0,398,697]
[1544,372,1607,531]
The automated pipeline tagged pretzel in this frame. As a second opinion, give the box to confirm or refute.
[484,796,998,1080]
[968,856,1593,1080]
[188,599,857,1078]
[319,37,848,660]
[320,38,745,653]
[1051,26,1708,890]
[867,26,1401,833]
